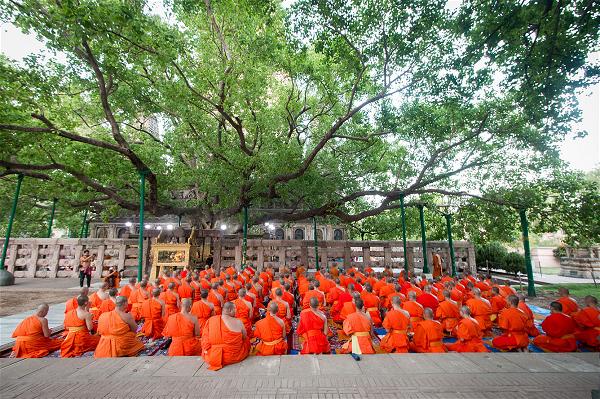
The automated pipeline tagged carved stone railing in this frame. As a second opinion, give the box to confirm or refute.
[560,246,600,279]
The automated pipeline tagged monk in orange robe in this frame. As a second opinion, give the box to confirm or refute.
[191,289,215,331]
[98,288,118,316]
[61,295,100,357]
[402,291,424,329]
[254,302,288,355]
[410,308,447,353]
[64,287,89,316]
[297,297,331,354]
[360,284,382,327]
[129,280,150,321]
[268,288,292,332]
[162,298,202,356]
[160,282,181,317]
[492,295,531,351]
[466,288,492,333]
[516,295,540,337]
[89,283,109,321]
[302,283,325,310]
[557,287,579,316]
[95,296,144,357]
[11,304,62,358]
[119,277,137,300]
[416,285,439,313]
[207,283,224,315]
[498,283,517,298]
[533,301,577,352]
[201,301,250,370]
[573,295,600,349]
[233,289,254,338]
[340,293,359,321]
[380,296,410,353]
[141,288,166,340]
[435,290,461,336]
[446,306,489,352]
[489,286,507,323]
[340,298,375,354]
[178,276,194,300]
[432,252,443,279]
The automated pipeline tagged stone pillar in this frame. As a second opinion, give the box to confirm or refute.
[214,241,222,273]
[300,243,308,267]
[384,245,392,266]
[49,244,60,278]
[7,244,18,273]
[142,239,149,275]
[72,243,83,278]
[117,244,126,272]
[363,247,370,268]
[320,247,328,270]
[95,245,105,278]
[344,245,352,267]
[234,242,242,267]
[406,245,415,275]
[257,245,264,271]
[279,248,287,271]
[467,245,476,274]
[27,243,39,278]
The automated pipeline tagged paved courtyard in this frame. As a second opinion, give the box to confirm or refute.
[1,353,598,398]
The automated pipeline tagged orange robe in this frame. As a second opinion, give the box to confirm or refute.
[573,307,600,348]
[489,295,507,322]
[140,298,165,340]
[177,281,193,300]
[11,315,62,358]
[207,291,223,315]
[268,299,291,332]
[89,292,104,321]
[341,312,375,354]
[361,292,382,327]
[297,309,330,354]
[119,284,134,299]
[129,288,149,321]
[402,301,424,328]
[492,307,530,350]
[162,313,202,356]
[64,297,78,315]
[99,298,116,315]
[160,290,180,317]
[191,300,213,331]
[94,311,144,357]
[466,298,492,331]
[518,301,540,337]
[435,300,461,335]
[380,309,410,353]
[302,289,325,310]
[432,254,442,279]
[410,319,446,353]
[201,315,250,370]
[416,292,439,313]
[254,314,288,355]
[233,298,253,338]
[339,301,357,321]
[61,310,100,357]
[557,296,579,316]
[446,318,489,352]
[533,313,577,352]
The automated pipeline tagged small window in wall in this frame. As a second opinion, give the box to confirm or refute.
[275,228,285,240]
[333,229,343,240]
[96,227,108,239]
[117,228,128,238]
[294,228,305,240]
[316,229,324,240]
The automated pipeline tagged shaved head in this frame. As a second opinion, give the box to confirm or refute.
[460,306,471,317]
[36,303,49,317]
[115,296,128,309]
[423,307,434,319]
[152,288,161,298]
[507,295,519,307]
[391,296,402,306]
[77,295,89,307]
[309,296,319,309]
[181,298,192,311]
[269,301,279,314]
[408,291,417,301]
[223,302,236,316]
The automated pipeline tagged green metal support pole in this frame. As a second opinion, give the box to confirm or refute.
[84,221,90,238]
[46,198,57,238]
[519,208,536,297]
[0,174,23,286]
[400,195,408,276]
[313,217,320,271]
[79,209,88,238]
[445,213,457,277]
[242,206,248,267]
[418,204,429,274]
[138,171,147,280]
[177,215,182,227]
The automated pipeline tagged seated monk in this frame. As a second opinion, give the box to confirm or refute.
[160,282,181,317]
[340,298,375,355]
[162,298,202,356]
[360,284,382,327]
[201,301,250,371]
[435,290,461,336]
[410,308,447,353]
[233,288,254,338]
[11,303,62,358]
[61,295,100,357]
[340,293,360,321]
[492,295,531,351]
[402,291,424,329]
[254,302,288,355]
[95,296,144,357]
[416,285,439,313]
[489,286,507,323]
[98,288,118,316]
[557,287,579,316]
[207,283,224,315]
[65,287,89,316]
[302,282,325,310]
[129,280,150,321]
[331,283,354,323]
[466,288,492,333]
[268,288,292,332]
[446,306,489,352]
[533,301,577,352]
[573,295,600,349]
[191,289,215,331]
[517,294,540,337]
[89,283,109,320]
[119,277,137,300]
[297,297,331,354]
[380,296,410,353]
[177,276,194,300]
[141,288,166,340]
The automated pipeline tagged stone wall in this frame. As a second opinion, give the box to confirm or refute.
[560,246,600,279]
[214,238,476,274]
[0,238,148,278]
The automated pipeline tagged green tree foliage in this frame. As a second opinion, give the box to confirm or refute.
[0,0,598,239]
[475,240,525,275]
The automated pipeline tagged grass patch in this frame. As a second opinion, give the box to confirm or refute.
[537,283,600,298]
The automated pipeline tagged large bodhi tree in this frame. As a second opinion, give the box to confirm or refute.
[0,0,598,234]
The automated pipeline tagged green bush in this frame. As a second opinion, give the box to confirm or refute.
[476,241,508,270]
[503,252,526,275]
[553,246,567,259]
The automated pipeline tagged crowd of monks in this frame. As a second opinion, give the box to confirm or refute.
[10,264,599,370]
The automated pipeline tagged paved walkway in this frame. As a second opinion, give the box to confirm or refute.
[0,353,598,398]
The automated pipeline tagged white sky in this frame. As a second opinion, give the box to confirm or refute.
[1,20,598,173]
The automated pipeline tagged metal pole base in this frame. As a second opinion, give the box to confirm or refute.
[0,269,15,286]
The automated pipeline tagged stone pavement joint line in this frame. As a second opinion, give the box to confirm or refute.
[0,353,599,398]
